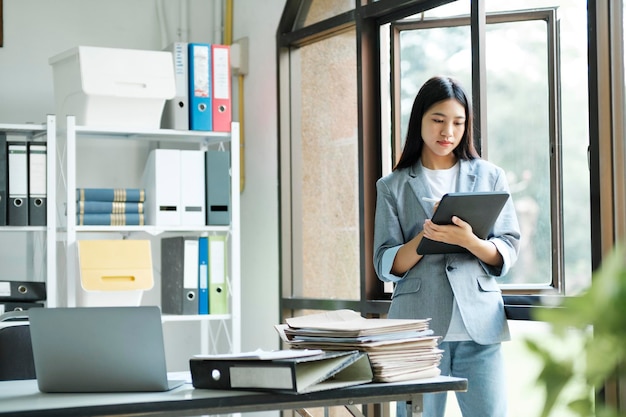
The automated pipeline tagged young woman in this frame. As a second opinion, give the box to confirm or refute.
[373,76,521,417]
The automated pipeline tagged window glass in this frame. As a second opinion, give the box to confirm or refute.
[291,30,360,300]
[484,19,551,286]
[295,0,355,29]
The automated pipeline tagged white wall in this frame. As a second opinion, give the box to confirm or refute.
[1,0,214,121]
[0,0,282,358]
[232,0,283,353]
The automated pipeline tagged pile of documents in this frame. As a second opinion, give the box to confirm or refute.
[275,309,443,383]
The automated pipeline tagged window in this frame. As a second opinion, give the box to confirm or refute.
[279,0,593,319]
[384,1,591,294]
[278,0,626,412]
[282,30,361,301]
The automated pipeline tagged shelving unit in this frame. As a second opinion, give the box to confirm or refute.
[0,116,57,308]
[55,116,241,357]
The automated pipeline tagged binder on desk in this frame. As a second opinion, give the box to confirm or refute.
[28,142,47,226]
[161,42,189,130]
[142,149,181,226]
[180,150,206,226]
[188,43,212,131]
[205,151,231,225]
[211,44,231,132]
[7,141,28,226]
[161,236,199,315]
[0,133,7,226]
[198,236,209,314]
[190,349,373,393]
[0,280,46,302]
[208,234,228,315]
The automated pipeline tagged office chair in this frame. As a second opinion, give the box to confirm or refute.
[0,311,36,380]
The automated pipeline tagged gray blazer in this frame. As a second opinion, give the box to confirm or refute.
[373,159,521,344]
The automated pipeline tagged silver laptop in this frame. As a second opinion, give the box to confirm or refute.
[28,306,185,393]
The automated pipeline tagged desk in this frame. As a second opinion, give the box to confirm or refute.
[0,376,467,417]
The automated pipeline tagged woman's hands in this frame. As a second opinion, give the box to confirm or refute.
[423,216,503,266]
[422,216,475,248]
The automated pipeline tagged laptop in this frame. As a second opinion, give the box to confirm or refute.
[28,306,186,393]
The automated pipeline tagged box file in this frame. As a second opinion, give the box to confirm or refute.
[205,151,231,225]
[211,45,232,132]
[77,240,154,307]
[0,280,46,302]
[198,236,209,314]
[49,46,176,129]
[161,42,189,130]
[27,142,47,226]
[188,43,213,131]
[208,234,228,315]
[161,236,199,315]
[142,149,181,226]
[180,150,206,226]
[6,141,29,226]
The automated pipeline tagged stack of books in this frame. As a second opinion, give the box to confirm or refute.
[275,309,443,382]
[76,188,146,226]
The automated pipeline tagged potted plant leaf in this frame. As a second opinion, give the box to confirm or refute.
[526,245,626,417]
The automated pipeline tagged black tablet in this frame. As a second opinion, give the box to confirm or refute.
[416,191,510,255]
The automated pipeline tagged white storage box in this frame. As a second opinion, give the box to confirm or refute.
[76,240,154,307]
[49,46,176,129]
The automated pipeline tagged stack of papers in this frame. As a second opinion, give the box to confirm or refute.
[275,309,443,382]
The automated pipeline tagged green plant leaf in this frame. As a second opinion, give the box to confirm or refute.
[525,245,626,417]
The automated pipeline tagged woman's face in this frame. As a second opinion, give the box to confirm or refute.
[420,98,466,166]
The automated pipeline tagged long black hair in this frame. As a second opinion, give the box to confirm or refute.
[394,76,478,171]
